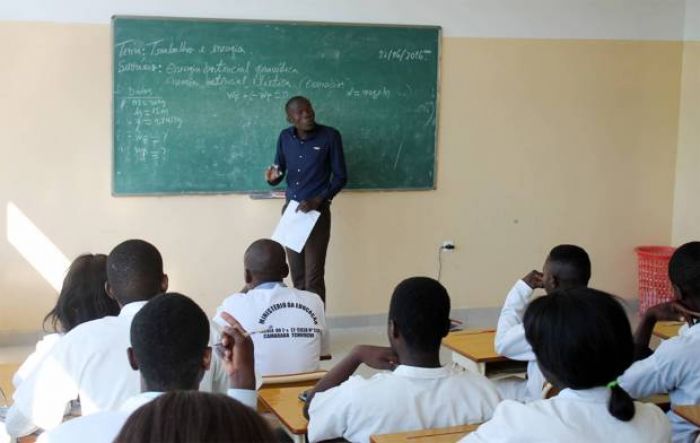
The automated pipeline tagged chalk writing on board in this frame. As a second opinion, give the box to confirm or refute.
[113,18,440,194]
[378,48,432,62]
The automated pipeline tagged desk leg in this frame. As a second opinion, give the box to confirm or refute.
[451,352,486,376]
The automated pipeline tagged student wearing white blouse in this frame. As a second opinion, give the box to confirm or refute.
[304,277,500,443]
[37,293,259,443]
[463,287,671,443]
[620,242,700,443]
[494,244,591,402]
[12,254,120,389]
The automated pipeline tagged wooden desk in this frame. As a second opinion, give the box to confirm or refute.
[653,321,684,340]
[441,330,526,376]
[371,424,479,443]
[673,405,700,426]
[258,380,315,443]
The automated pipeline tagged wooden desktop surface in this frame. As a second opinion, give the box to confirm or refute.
[258,380,315,435]
[653,321,684,340]
[371,424,479,443]
[441,330,505,363]
[673,405,700,427]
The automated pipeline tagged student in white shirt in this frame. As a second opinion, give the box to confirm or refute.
[494,244,591,402]
[38,292,260,443]
[5,239,169,438]
[620,241,700,443]
[304,277,500,443]
[213,239,329,376]
[13,253,120,389]
[463,287,671,443]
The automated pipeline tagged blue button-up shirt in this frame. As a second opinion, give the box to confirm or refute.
[273,124,348,202]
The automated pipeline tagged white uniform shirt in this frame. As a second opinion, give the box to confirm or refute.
[6,302,146,436]
[461,387,671,443]
[213,282,329,376]
[494,280,545,401]
[307,365,500,443]
[12,334,61,389]
[6,301,229,437]
[36,388,257,443]
[620,322,700,443]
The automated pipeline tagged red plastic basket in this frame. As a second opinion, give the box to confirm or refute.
[635,246,676,314]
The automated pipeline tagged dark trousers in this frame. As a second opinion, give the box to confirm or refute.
[284,203,331,304]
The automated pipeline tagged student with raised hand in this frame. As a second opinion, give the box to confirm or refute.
[494,244,591,401]
[12,253,120,389]
[213,238,329,376]
[462,288,671,443]
[37,293,258,443]
[620,241,700,443]
[304,277,500,443]
[113,390,274,443]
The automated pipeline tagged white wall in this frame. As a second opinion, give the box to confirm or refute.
[0,0,687,40]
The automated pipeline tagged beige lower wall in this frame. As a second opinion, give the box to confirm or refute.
[672,42,700,244]
[0,22,682,332]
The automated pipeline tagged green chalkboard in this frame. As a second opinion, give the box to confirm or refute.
[113,17,440,195]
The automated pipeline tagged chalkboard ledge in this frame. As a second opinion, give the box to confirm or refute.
[248,191,286,200]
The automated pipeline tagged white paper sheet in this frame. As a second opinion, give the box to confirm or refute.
[271,200,321,253]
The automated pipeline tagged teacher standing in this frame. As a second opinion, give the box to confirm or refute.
[265,96,348,304]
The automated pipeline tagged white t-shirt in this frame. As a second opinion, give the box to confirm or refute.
[494,279,546,402]
[6,301,230,438]
[620,322,700,443]
[213,282,329,376]
[12,333,62,389]
[36,388,258,443]
[6,302,146,436]
[307,364,500,443]
[460,387,671,443]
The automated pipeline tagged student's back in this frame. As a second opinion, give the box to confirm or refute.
[494,244,591,401]
[306,277,499,443]
[213,239,328,376]
[620,241,700,443]
[6,240,167,437]
[12,253,119,389]
[463,288,670,443]
[309,364,498,442]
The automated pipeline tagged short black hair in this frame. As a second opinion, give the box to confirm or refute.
[130,293,210,391]
[244,239,287,281]
[388,277,450,353]
[524,287,635,421]
[285,96,311,112]
[44,253,120,333]
[548,244,591,287]
[107,239,164,305]
[669,241,700,301]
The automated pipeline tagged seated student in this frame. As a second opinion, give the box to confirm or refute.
[213,239,329,376]
[6,239,228,437]
[113,391,274,443]
[13,253,120,389]
[304,277,500,443]
[494,244,591,401]
[6,239,167,438]
[37,293,258,443]
[462,288,671,443]
[620,241,700,443]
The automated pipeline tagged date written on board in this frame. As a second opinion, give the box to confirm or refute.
[378,48,432,62]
